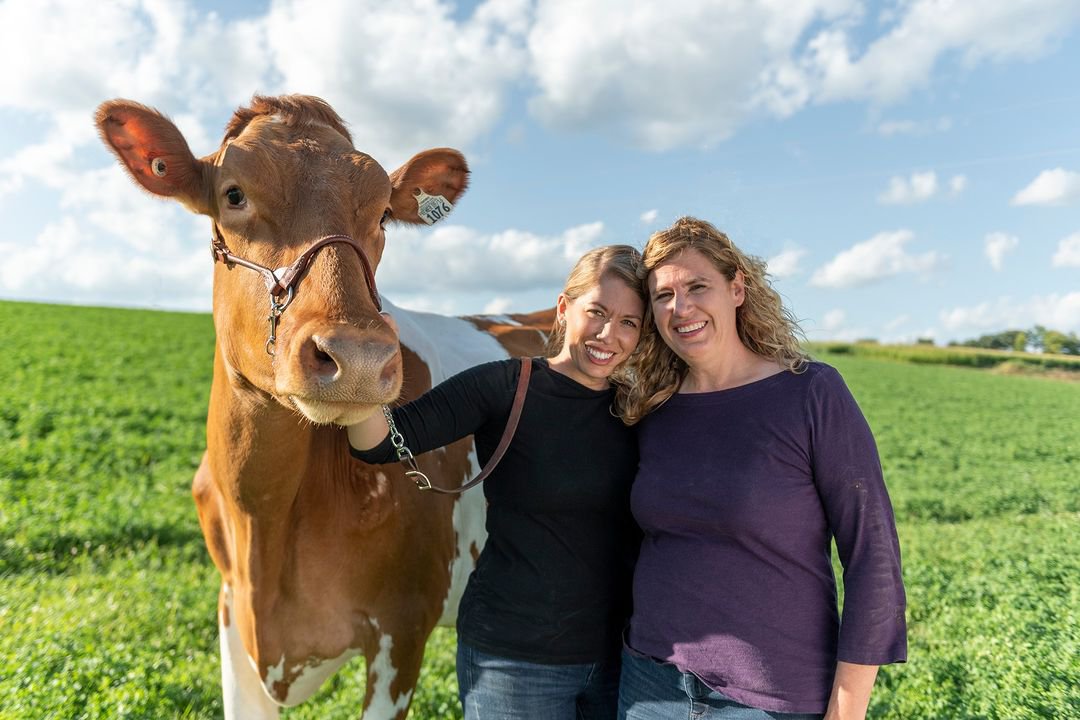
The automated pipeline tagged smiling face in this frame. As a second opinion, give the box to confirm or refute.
[550,273,644,390]
[647,247,745,370]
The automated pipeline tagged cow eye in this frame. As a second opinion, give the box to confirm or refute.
[380,208,391,226]
[225,186,246,208]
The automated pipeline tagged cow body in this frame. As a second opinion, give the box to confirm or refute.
[197,301,545,718]
[96,96,550,718]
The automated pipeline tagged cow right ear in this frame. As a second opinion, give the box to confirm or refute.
[95,99,211,215]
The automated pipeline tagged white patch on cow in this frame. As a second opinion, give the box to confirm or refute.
[218,585,359,714]
[264,655,286,692]
[439,463,487,625]
[367,631,413,720]
[262,647,360,707]
[385,299,505,625]
[481,314,522,326]
[384,297,507,382]
[219,584,282,720]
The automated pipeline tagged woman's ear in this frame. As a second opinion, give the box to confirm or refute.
[731,270,746,307]
[556,294,569,324]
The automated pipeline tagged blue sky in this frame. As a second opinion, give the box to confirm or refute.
[1,0,1078,343]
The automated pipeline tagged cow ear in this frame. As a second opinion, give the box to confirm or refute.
[95,99,211,215]
[388,149,469,225]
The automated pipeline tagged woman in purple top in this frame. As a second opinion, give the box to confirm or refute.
[617,217,907,720]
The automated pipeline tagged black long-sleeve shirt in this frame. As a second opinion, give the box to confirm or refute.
[350,357,640,663]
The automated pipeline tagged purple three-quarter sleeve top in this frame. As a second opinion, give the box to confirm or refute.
[627,362,907,714]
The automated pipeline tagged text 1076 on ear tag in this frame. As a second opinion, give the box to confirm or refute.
[414,189,453,225]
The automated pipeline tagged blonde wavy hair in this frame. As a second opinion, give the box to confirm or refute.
[545,244,645,418]
[622,217,807,425]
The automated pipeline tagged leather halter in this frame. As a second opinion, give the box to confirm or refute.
[211,225,382,354]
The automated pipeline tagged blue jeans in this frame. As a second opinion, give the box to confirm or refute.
[457,641,620,719]
[617,649,824,720]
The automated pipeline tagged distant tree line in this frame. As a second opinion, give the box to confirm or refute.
[948,325,1080,355]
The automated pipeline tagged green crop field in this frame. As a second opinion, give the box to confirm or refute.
[2,300,1078,719]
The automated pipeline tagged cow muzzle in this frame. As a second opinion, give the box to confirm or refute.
[282,324,402,426]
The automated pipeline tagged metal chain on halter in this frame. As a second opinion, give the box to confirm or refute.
[381,357,532,494]
[382,405,435,491]
[265,287,295,356]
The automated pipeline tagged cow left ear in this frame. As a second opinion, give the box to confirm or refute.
[388,149,469,225]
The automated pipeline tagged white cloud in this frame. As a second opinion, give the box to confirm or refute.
[523,0,1080,149]
[949,175,968,196]
[0,0,529,189]
[823,309,846,331]
[885,314,910,331]
[3,0,1076,173]
[378,221,606,294]
[876,120,917,136]
[527,0,859,150]
[0,109,97,200]
[483,297,515,314]
[640,209,659,224]
[1011,168,1080,206]
[984,231,1019,271]
[810,230,947,288]
[0,140,212,310]
[766,247,808,279]
[264,0,530,165]
[1052,232,1080,268]
[876,116,953,136]
[941,293,1080,334]
[805,0,1080,106]
[878,171,938,204]
[806,307,868,341]
[0,213,210,310]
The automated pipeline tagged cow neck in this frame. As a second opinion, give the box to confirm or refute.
[206,349,312,516]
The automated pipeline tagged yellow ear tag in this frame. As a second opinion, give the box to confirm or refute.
[414,188,453,225]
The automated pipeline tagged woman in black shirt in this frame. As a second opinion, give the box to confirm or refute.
[348,245,645,719]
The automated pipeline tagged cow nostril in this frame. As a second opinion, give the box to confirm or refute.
[304,339,341,378]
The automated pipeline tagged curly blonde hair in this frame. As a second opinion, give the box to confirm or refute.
[545,244,645,419]
[621,217,807,425]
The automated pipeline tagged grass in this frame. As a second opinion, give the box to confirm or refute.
[807,341,1080,375]
[2,300,1078,718]
[811,353,1080,718]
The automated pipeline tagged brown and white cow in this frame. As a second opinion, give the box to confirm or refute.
[96,95,549,718]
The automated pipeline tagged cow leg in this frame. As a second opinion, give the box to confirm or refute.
[362,624,426,720]
[219,585,281,720]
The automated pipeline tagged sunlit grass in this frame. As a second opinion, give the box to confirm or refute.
[2,301,1078,718]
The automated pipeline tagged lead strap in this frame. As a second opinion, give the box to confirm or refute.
[383,357,532,494]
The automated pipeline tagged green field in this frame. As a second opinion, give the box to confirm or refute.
[2,300,1078,718]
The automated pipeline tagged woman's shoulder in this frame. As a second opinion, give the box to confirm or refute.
[433,358,527,404]
[799,360,849,387]
[461,356,529,382]
[798,360,838,380]
[774,360,851,401]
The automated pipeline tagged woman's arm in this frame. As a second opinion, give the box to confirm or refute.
[346,357,520,465]
[808,366,907,691]
[346,410,390,452]
[824,661,879,720]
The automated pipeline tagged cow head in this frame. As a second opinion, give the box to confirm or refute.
[96,95,468,425]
